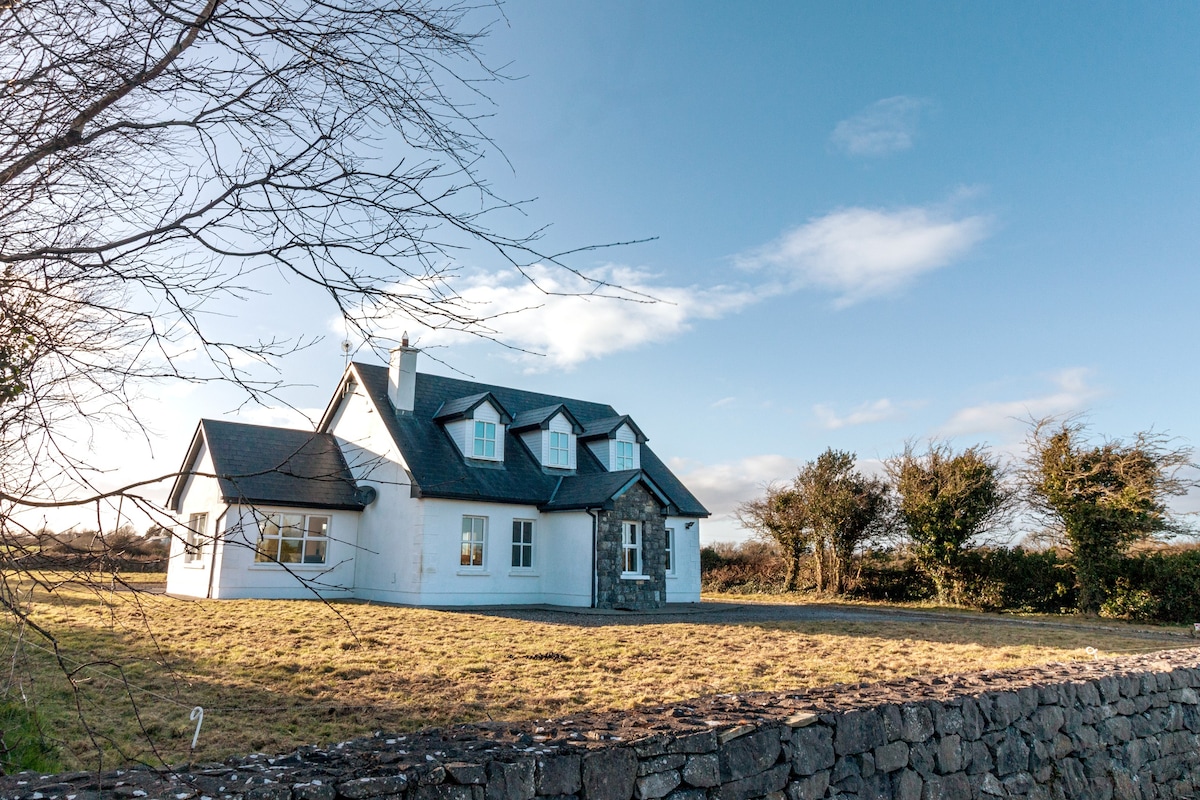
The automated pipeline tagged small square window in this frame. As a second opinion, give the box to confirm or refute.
[511,520,534,569]
[473,421,497,458]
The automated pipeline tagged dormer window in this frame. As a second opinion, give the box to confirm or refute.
[511,404,583,470]
[580,415,646,472]
[434,392,511,464]
[474,421,497,459]
[615,440,635,470]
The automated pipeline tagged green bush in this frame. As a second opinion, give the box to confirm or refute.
[1101,548,1200,623]
[954,547,1076,613]
[851,549,933,602]
[0,699,59,773]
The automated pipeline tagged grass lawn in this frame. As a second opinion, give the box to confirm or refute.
[2,579,1190,771]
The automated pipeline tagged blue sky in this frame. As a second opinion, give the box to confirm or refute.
[52,3,1200,542]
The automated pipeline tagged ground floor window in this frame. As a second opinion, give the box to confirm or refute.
[664,527,675,574]
[183,512,207,563]
[621,521,640,575]
[461,515,487,567]
[255,513,329,564]
[512,519,534,569]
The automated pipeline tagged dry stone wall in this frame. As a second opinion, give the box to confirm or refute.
[5,648,1200,800]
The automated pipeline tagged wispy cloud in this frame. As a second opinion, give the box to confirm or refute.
[667,454,801,523]
[831,96,932,157]
[737,204,991,307]
[382,264,763,371]
[939,368,1101,438]
[814,398,905,429]
[711,396,737,409]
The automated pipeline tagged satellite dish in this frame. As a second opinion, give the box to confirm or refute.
[340,340,352,355]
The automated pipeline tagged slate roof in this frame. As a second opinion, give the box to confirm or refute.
[346,363,709,517]
[510,404,584,434]
[433,392,512,423]
[579,414,647,442]
[169,420,366,512]
[541,470,672,512]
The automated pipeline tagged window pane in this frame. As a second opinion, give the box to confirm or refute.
[279,514,305,538]
[307,516,329,538]
[303,539,327,564]
[263,515,282,538]
[278,538,302,563]
[461,540,473,566]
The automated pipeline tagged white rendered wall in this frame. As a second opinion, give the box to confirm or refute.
[663,516,702,603]
[412,498,592,606]
[166,444,225,599]
[325,375,426,605]
[212,506,360,599]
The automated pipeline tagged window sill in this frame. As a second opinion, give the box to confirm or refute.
[620,573,650,581]
[666,574,679,580]
[457,569,490,576]
[508,571,539,578]
[249,563,331,571]
[182,562,206,569]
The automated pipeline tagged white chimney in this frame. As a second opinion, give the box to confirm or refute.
[388,331,419,414]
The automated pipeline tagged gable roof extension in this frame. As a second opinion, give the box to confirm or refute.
[579,414,647,443]
[433,392,513,424]
[336,363,709,517]
[169,419,366,512]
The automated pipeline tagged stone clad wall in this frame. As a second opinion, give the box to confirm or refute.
[6,648,1200,800]
[594,484,666,610]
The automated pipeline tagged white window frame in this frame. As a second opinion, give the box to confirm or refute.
[511,519,534,570]
[615,440,635,470]
[183,512,207,565]
[621,521,643,577]
[664,526,676,575]
[461,515,487,569]
[548,431,570,467]
[473,420,497,459]
[254,512,330,566]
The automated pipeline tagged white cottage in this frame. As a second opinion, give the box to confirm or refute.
[166,343,708,609]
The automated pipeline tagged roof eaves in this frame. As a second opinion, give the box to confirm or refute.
[167,420,208,513]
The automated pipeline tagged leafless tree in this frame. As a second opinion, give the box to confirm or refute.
[0,0,645,769]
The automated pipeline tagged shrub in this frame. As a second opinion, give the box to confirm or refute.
[1101,547,1200,623]
[700,540,787,593]
[850,548,933,603]
[954,547,1076,613]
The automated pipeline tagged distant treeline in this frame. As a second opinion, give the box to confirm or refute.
[701,540,1200,624]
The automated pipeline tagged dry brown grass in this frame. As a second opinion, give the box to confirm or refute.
[2,580,1185,770]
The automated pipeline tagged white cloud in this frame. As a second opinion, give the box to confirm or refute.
[668,454,801,525]
[814,398,903,429]
[939,368,1100,438]
[737,205,991,307]
[375,264,763,371]
[711,396,736,409]
[831,96,931,157]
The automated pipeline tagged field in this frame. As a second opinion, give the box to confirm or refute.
[2,578,1191,771]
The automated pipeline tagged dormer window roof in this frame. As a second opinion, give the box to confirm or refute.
[433,392,512,425]
[578,415,647,444]
[511,404,584,434]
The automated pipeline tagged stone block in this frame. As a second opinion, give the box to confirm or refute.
[416,786,474,800]
[1002,771,1034,796]
[667,731,717,754]
[634,770,680,800]
[583,748,637,800]
[935,734,962,775]
[246,787,292,800]
[447,764,489,786]
[680,754,718,788]
[337,775,409,799]
[714,763,789,800]
[873,740,909,773]
[895,769,922,800]
[791,726,833,776]
[880,704,904,742]
[487,761,535,800]
[978,772,1005,796]
[536,755,581,796]
[293,783,338,800]
[859,772,891,800]
[631,735,670,758]
[718,725,781,782]
[965,740,992,775]
[920,771,969,800]
[1059,757,1086,798]
[786,772,829,800]
[1032,705,1065,740]
[664,790,706,800]
[637,755,685,777]
[960,698,984,741]
[835,710,886,756]
[933,707,963,738]
[990,692,1022,730]
[902,705,934,743]
[994,732,1030,776]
